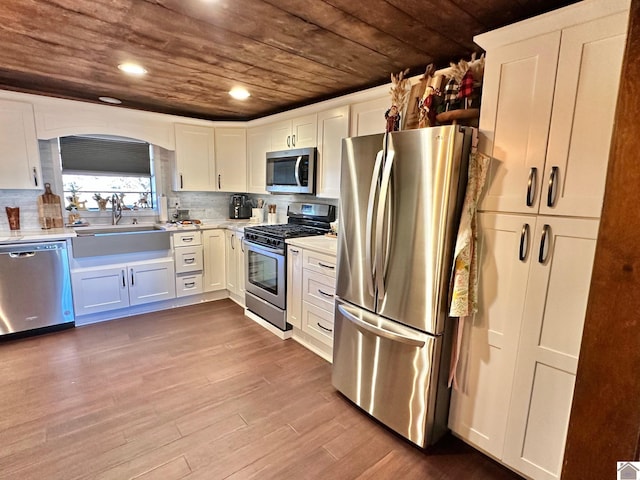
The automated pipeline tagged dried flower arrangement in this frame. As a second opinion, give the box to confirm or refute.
[386,68,411,132]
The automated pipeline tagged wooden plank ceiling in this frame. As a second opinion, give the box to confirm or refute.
[0,0,577,121]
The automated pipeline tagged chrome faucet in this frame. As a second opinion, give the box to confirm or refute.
[111,194,123,225]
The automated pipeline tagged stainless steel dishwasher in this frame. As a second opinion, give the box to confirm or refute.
[0,241,74,336]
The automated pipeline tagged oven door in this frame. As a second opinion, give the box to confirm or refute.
[245,241,286,309]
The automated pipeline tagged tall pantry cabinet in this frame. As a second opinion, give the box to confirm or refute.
[447,1,630,480]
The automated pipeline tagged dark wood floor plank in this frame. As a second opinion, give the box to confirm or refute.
[0,300,521,480]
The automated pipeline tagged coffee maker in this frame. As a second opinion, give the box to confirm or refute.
[229,194,252,219]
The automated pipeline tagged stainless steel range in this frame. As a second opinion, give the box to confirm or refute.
[244,202,336,331]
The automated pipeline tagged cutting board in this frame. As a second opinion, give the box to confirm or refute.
[37,183,64,229]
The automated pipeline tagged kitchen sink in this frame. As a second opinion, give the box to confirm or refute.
[71,224,170,257]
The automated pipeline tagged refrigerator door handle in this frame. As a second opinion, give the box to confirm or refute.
[338,304,425,348]
[365,150,385,297]
[375,148,395,300]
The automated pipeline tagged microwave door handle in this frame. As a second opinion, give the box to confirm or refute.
[294,156,303,187]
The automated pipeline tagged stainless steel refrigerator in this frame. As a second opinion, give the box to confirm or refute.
[332,125,472,448]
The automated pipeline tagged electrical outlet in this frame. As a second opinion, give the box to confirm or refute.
[169,197,180,209]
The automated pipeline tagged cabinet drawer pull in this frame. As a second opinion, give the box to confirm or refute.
[538,224,551,264]
[547,166,559,207]
[317,322,333,333]
[317,289,334,298]
[318,262,335,270]
[182,237,194,243]
[184,281,196,288]
[526,167,537,207]
[184,257,196,264]
[519,223,530,262]
[290,248,299,254]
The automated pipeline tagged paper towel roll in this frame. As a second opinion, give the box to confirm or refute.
[158,194,168,222]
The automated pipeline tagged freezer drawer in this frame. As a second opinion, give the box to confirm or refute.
[332,298,449,448]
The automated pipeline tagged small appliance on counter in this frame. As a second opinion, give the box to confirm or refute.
[229,194,252,219]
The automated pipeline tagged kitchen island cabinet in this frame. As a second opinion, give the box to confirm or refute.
[0,99,42,190]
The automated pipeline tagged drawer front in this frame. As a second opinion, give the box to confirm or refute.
[174,231,202,247]
[176,273,203,297]
[302,249,336,278]
[303,301,334,346]
[303,269,335,312]
[175,247,203,273]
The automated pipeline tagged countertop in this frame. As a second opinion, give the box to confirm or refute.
[286,235,338,256]
[0,219,267,244]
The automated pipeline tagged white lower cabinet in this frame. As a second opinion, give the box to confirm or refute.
[287,243,336,359]
[203,229,226,292]
[449,212,599,480]
[72,258,176,316]
[173,231,203,297]
[225,230,245,305]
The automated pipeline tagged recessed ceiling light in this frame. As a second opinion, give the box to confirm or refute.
[118,63,147,76]
[229,87,250,100]
[98,96,122,104]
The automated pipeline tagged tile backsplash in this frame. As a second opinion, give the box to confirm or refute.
[0,142,338,231]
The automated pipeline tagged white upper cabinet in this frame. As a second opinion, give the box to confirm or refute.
[174,124,215,191]
[477,32,560,214]
[349,96,389,137]
[539,14,626,218]
[478,9,628,217]
[0,99,42,190]
[270,114,318,151]
[247,125,271,194]
[316,106,349,198]
[214,127,247,192]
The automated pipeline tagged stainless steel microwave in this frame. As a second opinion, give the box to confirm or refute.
[266,147,316,194]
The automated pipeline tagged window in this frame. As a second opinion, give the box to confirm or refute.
[59,135,155,211]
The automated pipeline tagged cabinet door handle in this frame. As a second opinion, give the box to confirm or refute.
[287,135,291,148]
[547,166,559,207]
[33,167,38,187]
[130,268,135,286]
[241,241,245,253]
[318,262,335,270]
[231,234,235,250]
[180,174,184,189]
[526,167,537,207]
[122,269,126,288]
[538,224,551,264]
[290,248,299,254]
[218,174,221,190]
[317,322,333,333]
[519,223,530,262]
[318,289,334,298]
[292,134,296,146]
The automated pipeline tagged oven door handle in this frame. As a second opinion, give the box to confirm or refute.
[294,156,303,187]
[245,241,284,256]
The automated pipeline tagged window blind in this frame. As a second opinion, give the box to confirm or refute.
[60,136,151,175]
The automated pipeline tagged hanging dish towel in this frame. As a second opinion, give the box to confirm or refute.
[448,151,490,389]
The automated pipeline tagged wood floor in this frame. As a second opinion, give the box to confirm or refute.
[0,300,522,480]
